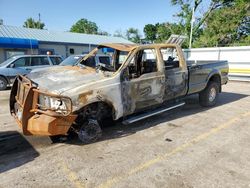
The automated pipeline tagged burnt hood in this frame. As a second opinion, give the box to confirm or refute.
[27,66,104,94]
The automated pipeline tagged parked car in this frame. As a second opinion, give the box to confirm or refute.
[30,54,112,74]
[10,43,228,143]
[60,54,111,68]
[0,55,62,90]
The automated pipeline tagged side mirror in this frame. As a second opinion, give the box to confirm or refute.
[9,64,15,68]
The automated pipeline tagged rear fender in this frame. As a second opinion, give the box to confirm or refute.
[206,70,222,92]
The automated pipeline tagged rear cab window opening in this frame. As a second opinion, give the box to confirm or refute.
[160,47,180,70]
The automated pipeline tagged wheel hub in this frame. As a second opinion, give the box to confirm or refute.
[209,87,216,102]
[78,119,102,143]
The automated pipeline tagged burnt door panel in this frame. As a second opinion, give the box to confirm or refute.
[160,48,188,101]
[131,72,165,110]
[121,72,165,116]
[164,68,188,101]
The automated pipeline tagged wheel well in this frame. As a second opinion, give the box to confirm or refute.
[208,74,221,92]
[75,101,114,121]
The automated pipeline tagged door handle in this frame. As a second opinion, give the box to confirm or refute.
[25,68,32,71]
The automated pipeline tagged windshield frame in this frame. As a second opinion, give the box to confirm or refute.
[78,46,133,74]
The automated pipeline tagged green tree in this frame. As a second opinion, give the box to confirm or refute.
[143,24,157,42]
[126,28,141,43]
[155,23,171,43]
[170,0,239,46]
[23,17,45,29]
[113,29,125,38]
[98,30,110,36]
[193,0,250,47]
[150,22,186,45]
[70,18,98,34]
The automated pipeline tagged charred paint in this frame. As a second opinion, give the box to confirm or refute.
[78,91,94,104]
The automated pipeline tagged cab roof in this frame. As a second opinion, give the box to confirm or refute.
[98,43,138,52]
[99,43,180,52]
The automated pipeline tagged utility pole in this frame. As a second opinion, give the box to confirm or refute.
[189,7,195,49]
[38,13,41,29]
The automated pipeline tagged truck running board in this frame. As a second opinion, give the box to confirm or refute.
[122,102,185,125]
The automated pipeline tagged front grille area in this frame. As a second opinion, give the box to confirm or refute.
[10,75,73,119]
[16,77,31,107]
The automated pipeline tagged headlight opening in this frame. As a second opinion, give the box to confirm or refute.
[38,94,72,115]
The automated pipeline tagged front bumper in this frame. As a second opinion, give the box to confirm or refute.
[10,75,77,136]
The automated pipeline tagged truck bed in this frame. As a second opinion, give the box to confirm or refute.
[187,60,229,94]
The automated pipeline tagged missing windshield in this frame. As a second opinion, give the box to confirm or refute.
[78,46,129,72]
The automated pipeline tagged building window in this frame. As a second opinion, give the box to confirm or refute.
[5,50,26,59]
[69,48,74,54]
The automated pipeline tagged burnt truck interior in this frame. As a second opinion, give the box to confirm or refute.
[161,47,180,70]
[127,49,158,79]
[78,46,129,72]
[127,47,180,79]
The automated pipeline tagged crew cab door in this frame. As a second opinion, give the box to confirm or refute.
[159,46,188,101]
[121,48,165,115]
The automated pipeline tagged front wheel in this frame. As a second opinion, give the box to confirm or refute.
[49,135,67,143]
[78,119,102,144]
[0,77,7,91]
[199,81,219,107]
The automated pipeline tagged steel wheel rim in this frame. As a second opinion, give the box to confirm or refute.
[209,87,216,102]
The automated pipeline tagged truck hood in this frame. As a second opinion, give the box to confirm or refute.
[27,66,104,94]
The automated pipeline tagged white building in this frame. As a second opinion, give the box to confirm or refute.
[0,25,133,62]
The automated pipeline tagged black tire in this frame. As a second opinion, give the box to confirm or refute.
[199,81,219,107]
[49,135,67,143]
[78,119,102,144]
[0,77,7,91]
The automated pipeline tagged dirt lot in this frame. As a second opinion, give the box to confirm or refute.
[0,81,250,188]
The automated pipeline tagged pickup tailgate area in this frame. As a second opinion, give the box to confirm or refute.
[187,60,229,94]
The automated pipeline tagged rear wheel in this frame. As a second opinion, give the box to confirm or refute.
[199,81,219,107]
[0,77,7,91]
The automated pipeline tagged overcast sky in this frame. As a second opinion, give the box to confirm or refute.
[0,0,183,35]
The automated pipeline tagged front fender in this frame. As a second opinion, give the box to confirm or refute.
[74,91,122,120]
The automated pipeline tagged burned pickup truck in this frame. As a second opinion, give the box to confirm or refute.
[10,43,229,143]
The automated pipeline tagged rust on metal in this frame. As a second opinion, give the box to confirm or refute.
[27,114,76,136]
[10,75,77,136]
[78,91,94,104]
[99,43,137,52]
